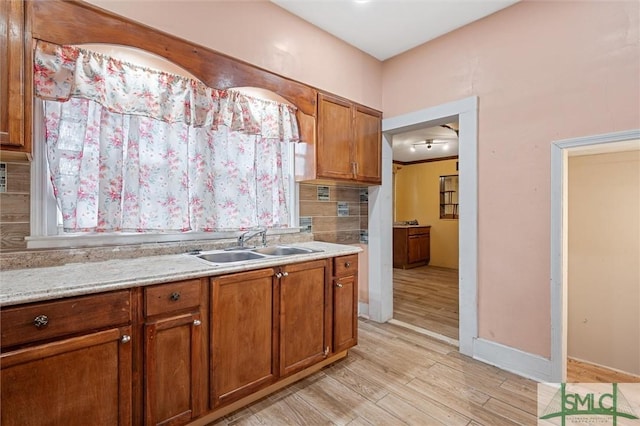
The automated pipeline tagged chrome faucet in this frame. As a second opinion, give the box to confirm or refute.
[237,227,267,248]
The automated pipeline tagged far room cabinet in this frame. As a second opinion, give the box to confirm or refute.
[393,226,431,269]
[143,279,208,426]
[332,255,358,353]
[316,93,382,184]
[278,259,329,377]
[211,268,277,408]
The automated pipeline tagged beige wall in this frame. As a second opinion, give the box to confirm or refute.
[86,0,383,110]
[568,150,640,376]
[383,0,640,357]
[395,160,459,269]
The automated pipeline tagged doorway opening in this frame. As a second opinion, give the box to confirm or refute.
[367,96,478,357]
[550,129,640,382]
[390,124,460,346]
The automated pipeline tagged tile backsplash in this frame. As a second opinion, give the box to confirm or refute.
[299,183,368,245]
[0,162,30,251]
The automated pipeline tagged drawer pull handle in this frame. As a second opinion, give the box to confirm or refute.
[170,292,181,301]
[193,319,202,327]
[344,262,351,268]
[33,315,49,328]
[121,335,131,344]
[336,282,344,288]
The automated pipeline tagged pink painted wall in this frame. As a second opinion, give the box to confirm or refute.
[86,0,383,110]
[383,0,640,357]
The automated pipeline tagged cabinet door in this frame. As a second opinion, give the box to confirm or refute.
[317,93,354,180]
[333,274,358,353]
[279,260,328,377]
[211,268,277,408]
[407,234,430,264]
[353,105,382,184]
[0,0,25,148]
[1,327,132,426]
[144,312,205,426]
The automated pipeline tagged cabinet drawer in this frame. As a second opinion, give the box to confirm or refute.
[0,290,131,349]
[333,255,358,277]
[407,227,430,236]
[145,279,201,317]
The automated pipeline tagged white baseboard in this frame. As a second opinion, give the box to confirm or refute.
[358,302,369,319]
[473,337,552,382]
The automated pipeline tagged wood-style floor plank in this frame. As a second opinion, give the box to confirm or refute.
[393,266,459,340]
[566,358,640,383]
[211,320,539,426]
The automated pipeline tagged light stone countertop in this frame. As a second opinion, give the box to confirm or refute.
[0,241,362,307]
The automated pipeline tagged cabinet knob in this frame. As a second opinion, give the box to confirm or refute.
[344,262,351,268]
[121,335,131,344]
[33,314,49,328]
[282,271,289,277]
[275,272,283,278]
[193,319,202,326]
[336,282,344,288]
[170,292,181,301]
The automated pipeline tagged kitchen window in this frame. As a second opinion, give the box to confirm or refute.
[28,42,299,249]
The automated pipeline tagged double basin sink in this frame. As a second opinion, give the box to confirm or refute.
[195,245,323,265]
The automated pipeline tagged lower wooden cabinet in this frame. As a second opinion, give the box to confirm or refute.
[279,260,329,377]
[1,326,133,426]
[332,255,359,353]
[211,268,278,408]
[143,279,208,426]
[0,254,359,425]
[0,291,134,426]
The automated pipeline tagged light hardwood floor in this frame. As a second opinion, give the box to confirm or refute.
[567,358,640,383]
[393,266,459,340]
[211,320,538,425]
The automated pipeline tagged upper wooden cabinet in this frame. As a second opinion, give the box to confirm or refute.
[0,0,27,155]
[296,93,382,185]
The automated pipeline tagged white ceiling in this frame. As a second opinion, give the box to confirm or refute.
[270,0,519,61]
[271,0,518,163]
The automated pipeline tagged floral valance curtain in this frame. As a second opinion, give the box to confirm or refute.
[34,40,298,232]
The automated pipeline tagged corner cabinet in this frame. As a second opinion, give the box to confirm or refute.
[0,291,134,426]
[298,93,382,185]
[0,0,27,153]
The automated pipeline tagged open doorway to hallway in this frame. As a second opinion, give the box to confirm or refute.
[388,123,460,345]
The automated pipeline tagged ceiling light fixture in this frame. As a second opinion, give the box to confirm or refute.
[412,139,447,150]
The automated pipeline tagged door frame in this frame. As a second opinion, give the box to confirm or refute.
[368,96,478,356]
[549,128,640,382]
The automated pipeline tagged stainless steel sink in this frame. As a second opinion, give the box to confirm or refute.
[198,251,266,263]
[194,245,323,264]
[252,245,322,256]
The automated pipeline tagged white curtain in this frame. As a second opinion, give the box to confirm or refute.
[36,41,298,233]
